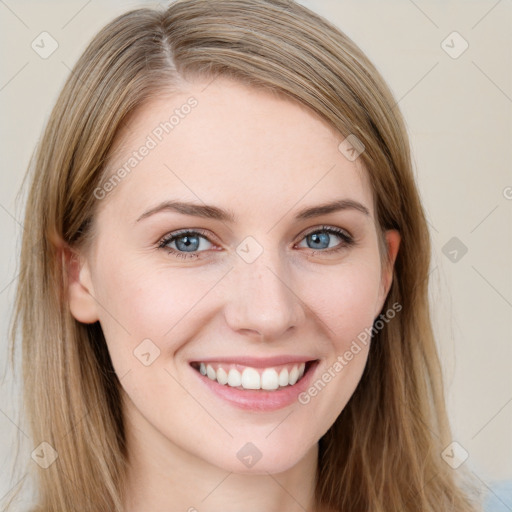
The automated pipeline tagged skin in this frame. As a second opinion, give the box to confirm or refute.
[66,76,400,512]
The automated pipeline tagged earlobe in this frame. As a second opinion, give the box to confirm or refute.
[376,229,401,316]
[63,245,100,324]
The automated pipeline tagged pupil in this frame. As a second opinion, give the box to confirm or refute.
[177,235,198,252]
[309,232,329,249]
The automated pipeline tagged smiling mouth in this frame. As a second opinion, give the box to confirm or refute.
[189,360,318,391]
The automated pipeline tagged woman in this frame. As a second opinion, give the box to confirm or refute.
[9,0,481,510]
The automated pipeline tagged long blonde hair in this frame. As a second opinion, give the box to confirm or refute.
[9,0,481,510]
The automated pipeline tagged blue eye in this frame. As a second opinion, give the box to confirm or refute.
[297,226,354,252]
[157,225,354,259]
[158,229,213,256]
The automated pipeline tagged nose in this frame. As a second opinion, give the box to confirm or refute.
[223,249,306,340]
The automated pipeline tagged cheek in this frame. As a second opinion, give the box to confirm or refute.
[292,263,380,427]
[92,253,220,362]
[298,259,382,343]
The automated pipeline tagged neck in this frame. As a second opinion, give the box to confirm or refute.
[121,399,320,512]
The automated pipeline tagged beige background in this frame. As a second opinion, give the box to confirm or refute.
[0,0,510,508]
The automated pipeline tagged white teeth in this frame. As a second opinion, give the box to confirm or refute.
[289,366,299,385]
[261,368,279,390]
[227,368,242,387]
[206,364,216,380]
[278,368,289,387]
[194,361,311,390]
[216,367,228,385]
[241,367,260,389]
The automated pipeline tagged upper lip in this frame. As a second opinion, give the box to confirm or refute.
[188,355,318,368]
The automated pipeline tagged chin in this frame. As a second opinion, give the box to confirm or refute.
[197,435,317,475]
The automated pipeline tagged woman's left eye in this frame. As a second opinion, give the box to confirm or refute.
[296,226,354,253]
[157,226,354,259]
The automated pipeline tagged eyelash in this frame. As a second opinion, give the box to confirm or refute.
[157,225,355,259]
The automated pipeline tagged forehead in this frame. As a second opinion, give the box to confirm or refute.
[98,77,373,224]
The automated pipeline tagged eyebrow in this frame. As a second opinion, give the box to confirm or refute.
[136,198,370,223]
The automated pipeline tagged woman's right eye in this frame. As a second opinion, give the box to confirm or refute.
[157,229,215,257]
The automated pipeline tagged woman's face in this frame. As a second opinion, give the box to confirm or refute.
[68,77,400,474]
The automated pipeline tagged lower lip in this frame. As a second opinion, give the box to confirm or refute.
[190,360,320,412]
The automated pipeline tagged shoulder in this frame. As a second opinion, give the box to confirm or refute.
[483,480,512,512]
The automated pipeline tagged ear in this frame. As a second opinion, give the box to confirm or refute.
[374,229,401,318]
[62,244,100,324]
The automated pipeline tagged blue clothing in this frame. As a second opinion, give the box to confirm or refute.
[484,480,512,512]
